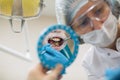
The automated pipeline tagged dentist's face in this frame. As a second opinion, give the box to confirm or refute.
[71,0,110,35]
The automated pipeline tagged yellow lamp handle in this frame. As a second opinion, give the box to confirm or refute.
[9,19,25,33]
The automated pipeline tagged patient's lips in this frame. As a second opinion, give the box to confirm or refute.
[43,30,67,51]
[48,36,64,50]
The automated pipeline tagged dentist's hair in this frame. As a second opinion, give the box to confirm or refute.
[55,0,120,25]
[105,0,120,19]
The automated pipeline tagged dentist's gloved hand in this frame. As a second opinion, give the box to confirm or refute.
[105,68,120,80]
[39,44,69,74]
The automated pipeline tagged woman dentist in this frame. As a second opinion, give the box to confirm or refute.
[28,0,120,80]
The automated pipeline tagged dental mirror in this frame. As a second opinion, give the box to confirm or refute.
[37,24,80,71]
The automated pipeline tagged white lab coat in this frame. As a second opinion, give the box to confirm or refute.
[81,45,120,80]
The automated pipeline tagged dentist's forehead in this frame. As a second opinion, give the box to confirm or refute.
[72,0,104,23]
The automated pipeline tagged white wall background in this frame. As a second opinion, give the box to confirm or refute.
[0,0,92,80]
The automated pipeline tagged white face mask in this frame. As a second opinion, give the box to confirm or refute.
[81,11,118,47]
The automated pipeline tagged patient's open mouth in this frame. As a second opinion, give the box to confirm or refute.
[48,36,64,47]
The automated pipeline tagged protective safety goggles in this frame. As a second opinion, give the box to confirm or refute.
[0,0,45,33]
[71,0,110,34]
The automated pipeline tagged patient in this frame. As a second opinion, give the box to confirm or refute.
[27,64,63,80]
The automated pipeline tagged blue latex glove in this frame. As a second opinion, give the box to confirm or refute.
[39,44,69,74]
[105,68,120,80]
